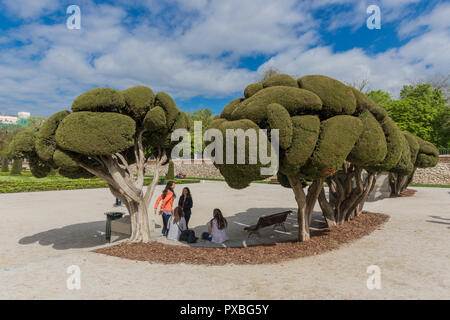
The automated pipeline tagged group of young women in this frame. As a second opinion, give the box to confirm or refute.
[154,181,229,243]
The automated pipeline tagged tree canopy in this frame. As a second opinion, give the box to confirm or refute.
[8,85,190,242]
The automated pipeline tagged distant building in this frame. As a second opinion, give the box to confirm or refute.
[0,112,30,126]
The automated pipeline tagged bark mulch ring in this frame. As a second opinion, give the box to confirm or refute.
[94,212,389,266]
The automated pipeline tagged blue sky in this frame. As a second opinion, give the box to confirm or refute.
[0,0,448,117]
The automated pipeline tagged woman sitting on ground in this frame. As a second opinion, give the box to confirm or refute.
[166,206,187,241]
[202,208,228,243]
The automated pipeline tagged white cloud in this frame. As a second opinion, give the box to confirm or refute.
[1,0,59,19]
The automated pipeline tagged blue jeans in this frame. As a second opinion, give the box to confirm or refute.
[162,212,171,235]
[202,232,212,241]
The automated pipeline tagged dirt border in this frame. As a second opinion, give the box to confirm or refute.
[94,212,389,266]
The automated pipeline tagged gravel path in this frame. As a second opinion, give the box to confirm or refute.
[0,182,449,299]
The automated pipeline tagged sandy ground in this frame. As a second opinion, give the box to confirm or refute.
[0,182,449,299]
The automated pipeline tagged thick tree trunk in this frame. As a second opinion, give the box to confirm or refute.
[287,176,324,241]
[389,172,412,197]
[79,137,168,242]
[318,164,376,226]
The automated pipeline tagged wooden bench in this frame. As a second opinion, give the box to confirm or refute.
[244,211,292,238]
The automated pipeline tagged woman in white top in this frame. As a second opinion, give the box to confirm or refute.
[166,207,187,241]
[202,208,228,243]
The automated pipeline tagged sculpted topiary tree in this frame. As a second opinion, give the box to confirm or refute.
[211,74,432,241]
[389,132,439,196]
[10,86,189,242]
[1,152,9,172]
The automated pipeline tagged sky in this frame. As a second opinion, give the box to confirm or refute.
[0,0,449,117]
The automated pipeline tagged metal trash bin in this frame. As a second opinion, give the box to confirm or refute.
[105,212,124,242]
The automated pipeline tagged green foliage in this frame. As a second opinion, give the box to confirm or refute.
[298,75,356,115]
[279,115,320,176]
[390,134,414,175]
[29,155,52,178]
[53,149,79,171]
[35,110,70,162]
[190,108,214,131]
[351,87,387,121]
[277,171,291,188]
[266,103,293,150]
[233,86,322,122]
[415,136,439,168]
[122,86,155,120]
[348,111,387,166]
[72,87,126,112]
[59,167,94,179]
[166,161,175,180]
[1,153,9,172]
[210,119,269,189]
[55,112,136,156]
[367,90,392,107]
[402,131,420,165]
[301,116,363,179]
[25,116,47,132]
[11,158,22,175]
[154,92,179,128]
[383,84,449,148]
[8,130,36,159]
[221,98,243,120]
[367,117,403,172]
[0,175,198,194]
[244,83,263,99]
[262,74,298,89]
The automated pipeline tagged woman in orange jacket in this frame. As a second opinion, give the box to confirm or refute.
[154,181,176,235]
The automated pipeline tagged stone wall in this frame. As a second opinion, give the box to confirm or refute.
[412,162,450,185]
[145,160,223,179]
[143,158,450,185]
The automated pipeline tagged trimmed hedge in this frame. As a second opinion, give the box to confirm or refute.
[72,87,126,112]
[279,115,320,176]
[301,115,363,179]
[0,177,199,194]
[35,110,71,162]
[298,75,356,115]
[55,112,136,156]
[348,110,387,166]
[262,74,298,89]
[122,85,155,120]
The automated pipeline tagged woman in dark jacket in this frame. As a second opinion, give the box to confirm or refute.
[178,187,193,229]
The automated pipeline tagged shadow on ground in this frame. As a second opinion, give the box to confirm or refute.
[157,207,327,248]
[18,221,127,250]
[426,215,450,229]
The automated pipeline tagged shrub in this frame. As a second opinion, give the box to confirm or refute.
[166,161,175,180]
[11,158,22,176]
[55,112,136,155]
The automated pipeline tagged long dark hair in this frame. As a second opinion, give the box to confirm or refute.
[211,208,227,230]
[182,187,191,199]
[162,181,176,199]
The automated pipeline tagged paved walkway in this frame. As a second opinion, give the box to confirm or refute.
[0,182,449,299]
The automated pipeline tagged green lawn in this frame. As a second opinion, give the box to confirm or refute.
[0,171,199,194]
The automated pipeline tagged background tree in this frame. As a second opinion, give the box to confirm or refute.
[368,84,449,148]
[9,86,190,242]
[25,116,47,132]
